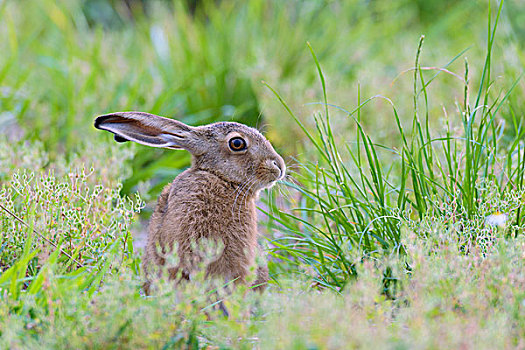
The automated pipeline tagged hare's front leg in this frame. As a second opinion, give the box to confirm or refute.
[205,254,249,285]
[205,257,268,291]
[252,264,269,292]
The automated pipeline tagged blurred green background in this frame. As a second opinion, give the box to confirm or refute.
[1,0,523,197]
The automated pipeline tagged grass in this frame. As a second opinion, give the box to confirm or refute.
[0,0,524,348]
[1,200,523,348]
[264,0,525,290]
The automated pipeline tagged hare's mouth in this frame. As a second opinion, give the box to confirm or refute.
[263,159,285,180]
[254,159,285,190]
[260,170,283,188]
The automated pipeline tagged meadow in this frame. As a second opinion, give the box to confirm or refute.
[0,0,524,348]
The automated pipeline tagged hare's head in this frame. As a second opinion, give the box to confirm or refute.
[94,112,285,190]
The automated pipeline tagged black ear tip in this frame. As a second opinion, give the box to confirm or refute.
[94,115,108,129]
[94,113,128,129]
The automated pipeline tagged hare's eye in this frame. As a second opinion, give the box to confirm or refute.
[229,137,247,151]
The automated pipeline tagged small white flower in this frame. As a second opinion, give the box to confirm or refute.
[485,212,508,227]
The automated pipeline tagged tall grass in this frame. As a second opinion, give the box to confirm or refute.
[265,0,525,290]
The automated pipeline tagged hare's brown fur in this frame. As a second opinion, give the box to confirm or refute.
[146,169,259,284]
[94,112,284,293]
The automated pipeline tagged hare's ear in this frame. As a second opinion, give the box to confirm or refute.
[94,112,195,150]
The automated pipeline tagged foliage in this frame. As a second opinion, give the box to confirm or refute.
[0,138,142,275]
[0,0,262,195]
[0,0,524,348]
[258,233,525,349]
[264,2,525,290]
[3,0,523,196]
[0,221,523,349]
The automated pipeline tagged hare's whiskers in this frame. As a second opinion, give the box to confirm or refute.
[275,183,290,202]
[238,177,259,225]
[232,176,255,203]
[265,187,275,216]
[231,179,249,219]
[237,176,257,223]
[232,175,257,222]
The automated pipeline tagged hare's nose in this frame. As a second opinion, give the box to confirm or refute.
[268,159,285,178]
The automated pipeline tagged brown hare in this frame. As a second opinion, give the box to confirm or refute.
[94,112,285,293]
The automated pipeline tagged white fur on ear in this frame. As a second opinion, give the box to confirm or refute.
[94,112,193,150]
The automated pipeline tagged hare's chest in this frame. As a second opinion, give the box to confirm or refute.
[167,190,257,240]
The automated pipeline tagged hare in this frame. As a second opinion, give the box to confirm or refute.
[94,112,285,293]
